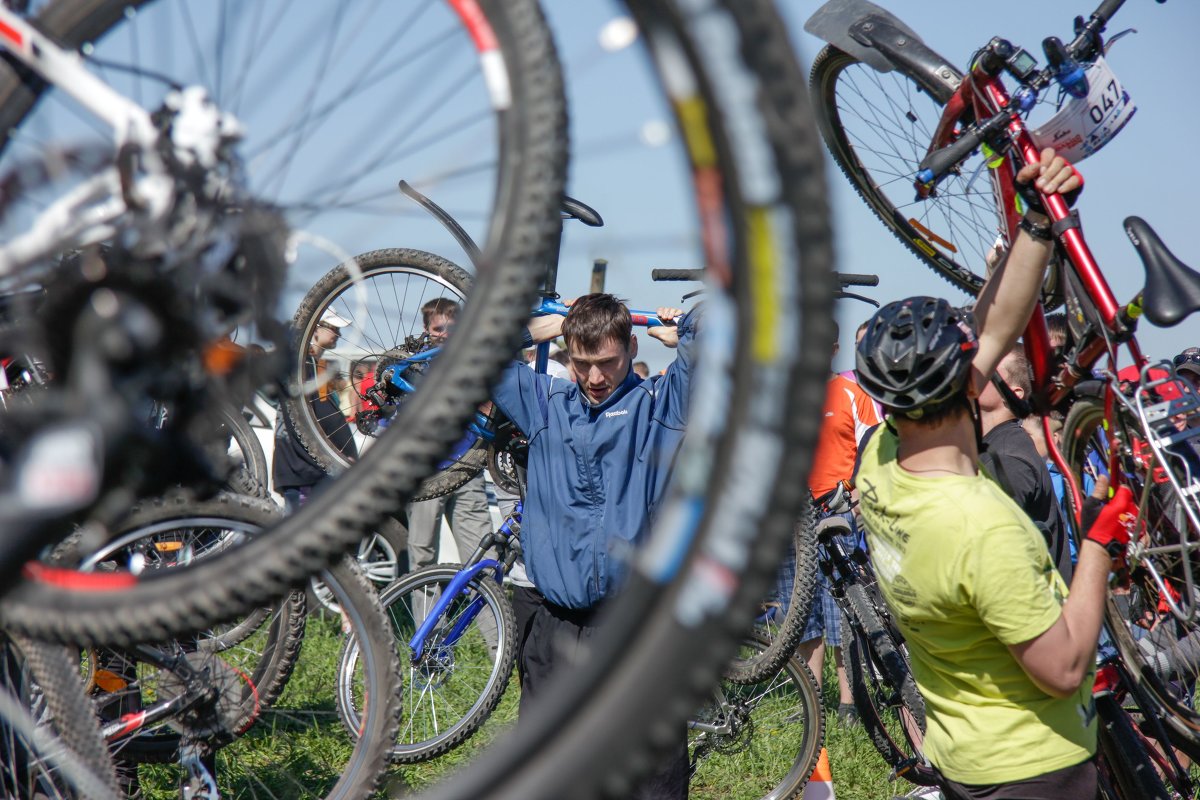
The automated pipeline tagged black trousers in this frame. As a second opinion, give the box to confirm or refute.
[940,757,1098,800]
[511,585,689,800]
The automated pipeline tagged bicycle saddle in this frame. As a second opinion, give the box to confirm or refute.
[562,196,603,227]
[1125,216,1200,328]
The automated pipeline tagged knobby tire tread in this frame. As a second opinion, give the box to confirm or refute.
[0,0,567,648]
[1095,694,1171,800]
[13,634,121,800]
[843,582,933,785]
[693,632,824,800]
[419,1,836,797]
[282,248,485,501]
[725,510,819,685]
[808,45,984,298]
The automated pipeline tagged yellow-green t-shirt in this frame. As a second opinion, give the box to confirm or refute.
[855,424,1096,785]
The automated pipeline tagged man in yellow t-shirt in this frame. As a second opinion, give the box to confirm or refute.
[853,149,1136,798]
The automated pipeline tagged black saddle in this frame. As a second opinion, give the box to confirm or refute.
[1125,216,1200,328]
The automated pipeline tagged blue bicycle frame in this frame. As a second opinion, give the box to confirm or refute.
[407,501,523,661]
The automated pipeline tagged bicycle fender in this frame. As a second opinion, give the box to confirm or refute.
[805,0,962,104]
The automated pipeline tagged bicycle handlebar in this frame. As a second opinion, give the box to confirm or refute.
[652,268,878,291]
[837,273,879,287]
[651,269,704,282]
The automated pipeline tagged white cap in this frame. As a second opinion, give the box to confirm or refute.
[320,307,351,329]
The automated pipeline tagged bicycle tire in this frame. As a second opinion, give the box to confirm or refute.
[71,495,307,763]
[1059,389,1200,749]
[341,563,517,764]
[725,507,819,685]
[810,45,997,298]
[282,247,486,501]
[690,633,824,800]
[1095,694,1171,800]
[0,0,567,647]
[418,0,836,797]
[211,401,271,500]
[3,633,121,800]
[310,514,407,613]
[843,582,936,787]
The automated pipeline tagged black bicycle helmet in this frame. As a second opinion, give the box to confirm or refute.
[856,296,978,418]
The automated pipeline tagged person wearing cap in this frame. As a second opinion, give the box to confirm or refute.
[273,306,358,512]
[1176,347,1200,389]
[853,149,1138,798]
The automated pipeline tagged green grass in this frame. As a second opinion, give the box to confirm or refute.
[121,610,912,799]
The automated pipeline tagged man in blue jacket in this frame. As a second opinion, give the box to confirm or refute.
[492,292,692,798]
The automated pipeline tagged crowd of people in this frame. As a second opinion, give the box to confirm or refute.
[275,147,1200,799]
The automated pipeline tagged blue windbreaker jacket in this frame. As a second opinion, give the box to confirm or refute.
[492,310,697,609]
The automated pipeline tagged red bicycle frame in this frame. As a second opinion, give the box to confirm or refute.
[922,62,1150,526]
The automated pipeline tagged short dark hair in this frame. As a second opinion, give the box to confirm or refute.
[1000,346,1033,399]
[1045,312,1068,349]
[421,297,460,329]
[562,293,632,354]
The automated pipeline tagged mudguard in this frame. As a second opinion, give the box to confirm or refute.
[805,0,963,104]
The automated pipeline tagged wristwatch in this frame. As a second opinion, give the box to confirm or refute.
[1017,214,1053,242]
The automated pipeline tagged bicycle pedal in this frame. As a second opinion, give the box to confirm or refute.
[888,758,922,782]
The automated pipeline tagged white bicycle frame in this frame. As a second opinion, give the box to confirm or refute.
[0,8,229,278]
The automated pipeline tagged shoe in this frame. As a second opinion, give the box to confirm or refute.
[836,702,859,727]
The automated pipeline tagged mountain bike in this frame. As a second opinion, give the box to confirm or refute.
[0,0,569,651]
[2,0,842,797]
[807,0,1200,790]
[57,493,402,800]
[688,634,824,800]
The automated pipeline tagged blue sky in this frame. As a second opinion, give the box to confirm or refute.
[5,1,1195,376]
[538,0,1200,373]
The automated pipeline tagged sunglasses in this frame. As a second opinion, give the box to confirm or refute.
[1174,349,1200,368]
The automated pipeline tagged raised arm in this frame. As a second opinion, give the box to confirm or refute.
[970,148,1081,394]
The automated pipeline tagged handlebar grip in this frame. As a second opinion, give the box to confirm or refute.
[917,128,984,185]
[1094,0,1126,25]
[651,269,704,282]
[836,272,879,287]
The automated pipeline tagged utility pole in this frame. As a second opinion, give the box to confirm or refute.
[590,258,607,293]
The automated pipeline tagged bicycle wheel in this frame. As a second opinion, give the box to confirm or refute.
[810,45,997,296]
[1059,389,1200,748]
[209,401,271,499]
[417,1,836,797]
[67,495,306,762]
[725,507,819,685]
[843,582,936,786]
[689,634,824,800]
[282,247,486,501]
[116,560,399,800]
[0,633,120,800]
[0,0,567,646]
[310,515,407,614]
[341,563,516,764]
[1095,694,1171,800]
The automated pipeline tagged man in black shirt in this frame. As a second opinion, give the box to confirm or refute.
[978,346,1073,581]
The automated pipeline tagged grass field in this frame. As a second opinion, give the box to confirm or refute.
[123,607,913,799]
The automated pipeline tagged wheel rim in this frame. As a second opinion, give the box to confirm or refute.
[816,49,999,292]
[290,259,472,470]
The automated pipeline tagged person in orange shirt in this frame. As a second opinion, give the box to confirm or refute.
[781,320,882,725]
